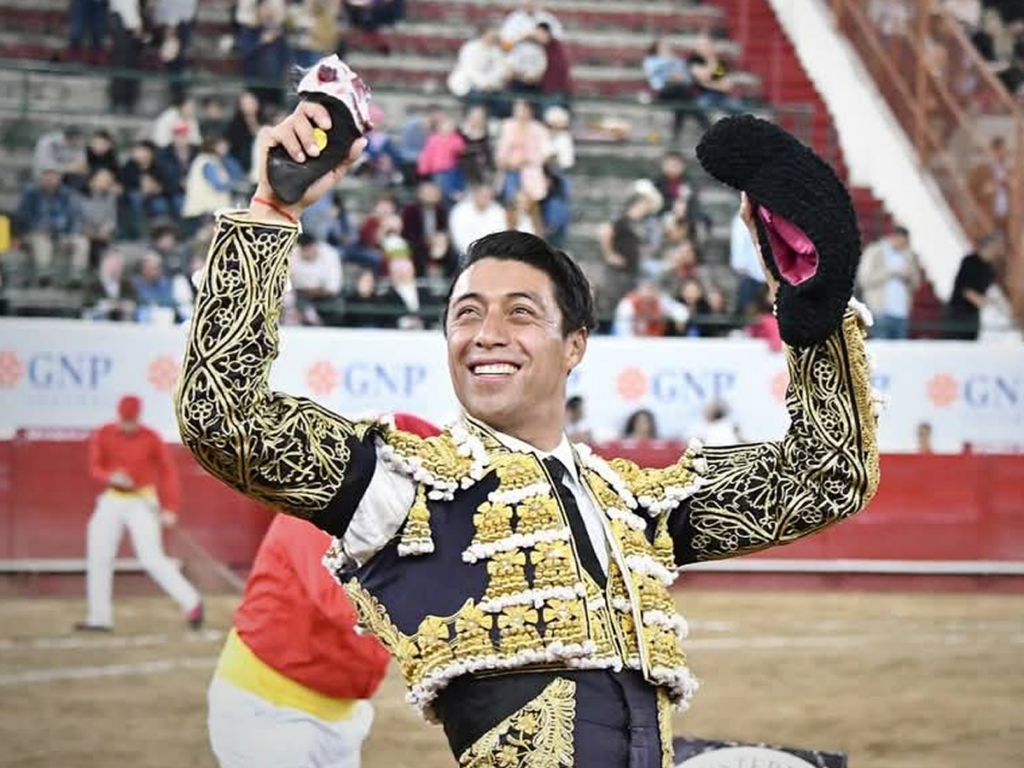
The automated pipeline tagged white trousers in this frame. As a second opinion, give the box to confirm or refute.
[85,490,201,627]
[207,676,374,768]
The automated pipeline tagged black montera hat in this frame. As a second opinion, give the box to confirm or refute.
[696,115,860,348]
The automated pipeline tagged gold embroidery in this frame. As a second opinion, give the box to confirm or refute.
[657,688,674,768]
[682,311,879,561]
[175,212,371,519]
[399,483,434,556]
[458,678,576,768]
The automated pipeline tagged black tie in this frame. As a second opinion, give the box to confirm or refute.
[542,457,606,589]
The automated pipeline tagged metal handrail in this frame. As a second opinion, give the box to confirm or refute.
[831,0,1024,325]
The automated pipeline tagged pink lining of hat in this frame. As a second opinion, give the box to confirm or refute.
[756,205,818,285]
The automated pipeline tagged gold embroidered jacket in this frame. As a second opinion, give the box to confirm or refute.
[175,212,879,721]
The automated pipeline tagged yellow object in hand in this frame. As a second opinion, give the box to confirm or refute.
[312,128,328,149]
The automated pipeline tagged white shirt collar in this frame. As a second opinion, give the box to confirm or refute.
[488,426,579,483]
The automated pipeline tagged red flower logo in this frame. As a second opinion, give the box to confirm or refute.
[0,351,23,388]
[771,370,790,404]
[306,361,338,397]
[148,357,180,393]
[927,373,959,407]
[317,64,338,83]
[616,368,648,402]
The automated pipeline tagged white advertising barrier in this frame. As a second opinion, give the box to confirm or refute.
[0,319,1021,453]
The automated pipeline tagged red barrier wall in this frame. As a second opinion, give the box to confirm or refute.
[1,438,1022,565]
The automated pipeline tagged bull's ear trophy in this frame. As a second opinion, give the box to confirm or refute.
[696,115,861,348]
[266,55,373,205]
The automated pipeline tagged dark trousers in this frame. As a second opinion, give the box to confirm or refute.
[108,13,140,110]
[656,83,712,140]
[70,0,107,51]
[438,670,665,768]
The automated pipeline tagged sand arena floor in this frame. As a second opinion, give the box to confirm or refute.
[1,590,1022,767]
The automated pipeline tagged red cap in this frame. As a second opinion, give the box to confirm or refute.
[118,395,142,421]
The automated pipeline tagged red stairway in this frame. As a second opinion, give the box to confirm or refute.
[707,0,892,241]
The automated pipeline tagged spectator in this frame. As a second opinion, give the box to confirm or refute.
[238,0,292,106]
[383,256,427,330]
[449,183,508,255]
[68,0,107,63]
[613,280,689,337]
[152,97,202,148]
[344,0,404,35]
[704,286,732,337]
[86,130,121,180]
[688,35,745,113]
[109,0,145,113]
[544,106,575,171]
[153,0,198,103]
[361,106,405,188]
[32,126,88,190]
[80,169,120,265]
[357,195,398,261]
[182,137,246,223]
[83,249,137,321]
[225,91,262,175]
[978,284,1019,342]
[535,22,573,105]
[396,105,432,182]
[654,152,706,238]
[151,224,192,277]
[286,0,341,68]
[290,233,343,324]
[857,226,922,339]
[506,188,544,236]
[500,0,564,47]
[540,164,572,248]
[458,105,495,187]
[343,268,384,327]
[998,36,1024,96]
[16,167,89,285]
[597,193,649,315]
[730,205,766,315]
[623,409,658,441]
[380,215,413,274]
[447,28,510,110]
[658,239,700,294]
[696,400,742,446]
[643,39,709,141]
[565,395,594,444]
[630,178,665,262]
[968,136,1012,233]
[495,99,552,203]
[121,140,174,235]
[946,232,1003,340]
[154,125,197,220]
[132,251,190,323]
[746,288,782,352]
[401,180,450,276]
[417,115,468,201]
[506,35,548,97]
[672,278,713,337]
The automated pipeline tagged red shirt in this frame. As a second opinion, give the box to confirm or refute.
[88,423,180,511]
[234,412,440,699]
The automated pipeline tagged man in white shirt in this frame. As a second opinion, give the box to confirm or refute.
[730,206,767,314]
[290,232,343,298]
[447,28,510,98]
[448,184,509,255]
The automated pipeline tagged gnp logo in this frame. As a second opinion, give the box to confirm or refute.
[305,361,428,399]
[148,356,180,393]
[0,351,24,388]
[928,372,1023,410]
[616,366,736,404]
[26,352,113,390]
